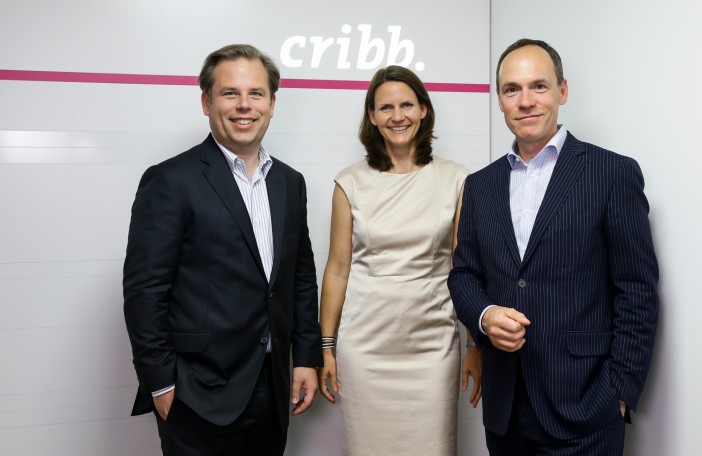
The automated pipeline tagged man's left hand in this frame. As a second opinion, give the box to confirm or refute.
[291,367,319,416]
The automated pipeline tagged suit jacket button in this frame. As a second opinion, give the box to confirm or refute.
[260,336,269,344]
[268,291,275,299]
[517,279,527,288]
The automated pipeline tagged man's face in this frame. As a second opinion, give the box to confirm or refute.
[201,58,275,155]
[497,45,568,155]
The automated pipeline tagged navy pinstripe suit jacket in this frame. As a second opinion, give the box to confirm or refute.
[448,132,659,439]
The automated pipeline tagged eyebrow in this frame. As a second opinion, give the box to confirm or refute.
[219,86,268,94]
[377,99,415,105]
[499,81,520,91]
[500,78,551,89]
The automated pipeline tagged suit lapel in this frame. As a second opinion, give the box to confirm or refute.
[521,134,586,267]
[494,157,522,268]
[199,135,266,277]
[266,160,286,288]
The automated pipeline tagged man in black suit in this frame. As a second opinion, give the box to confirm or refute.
[448,39,659,454]
[123,44,322,455]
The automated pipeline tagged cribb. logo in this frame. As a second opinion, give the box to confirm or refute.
[280,24,425,72]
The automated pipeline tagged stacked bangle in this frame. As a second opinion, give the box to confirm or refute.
[322,336,336,349]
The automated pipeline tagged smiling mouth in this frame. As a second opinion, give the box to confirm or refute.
[389,126,409,131]
[232,119,254,125]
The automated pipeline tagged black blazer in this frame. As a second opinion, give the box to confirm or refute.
[123,134,321,427]
[449,133,659,439]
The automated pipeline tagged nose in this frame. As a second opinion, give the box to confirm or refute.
[236,95,251,110]
[391,107,404,122]
[517,90,535,108]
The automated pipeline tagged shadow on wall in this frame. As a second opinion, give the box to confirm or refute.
[624,242,670,456]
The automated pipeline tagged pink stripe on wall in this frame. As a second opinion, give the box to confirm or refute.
[424,82,490,93]
[0,69,198,86]
[0,69,489,93]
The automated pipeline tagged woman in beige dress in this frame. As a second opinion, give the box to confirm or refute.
[318,65,482,455]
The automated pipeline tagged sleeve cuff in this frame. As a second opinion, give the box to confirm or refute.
[151,385,175,397]
[478,305,497,335]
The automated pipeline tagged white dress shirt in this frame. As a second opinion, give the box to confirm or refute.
[218,142,274,354]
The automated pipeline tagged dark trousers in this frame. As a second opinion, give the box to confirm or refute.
[486,363,625,456]
[155,355,287,456]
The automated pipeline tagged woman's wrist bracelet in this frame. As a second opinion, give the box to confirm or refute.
[322,336,336,349]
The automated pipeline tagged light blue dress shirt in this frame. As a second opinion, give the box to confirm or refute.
[478,125,568,333]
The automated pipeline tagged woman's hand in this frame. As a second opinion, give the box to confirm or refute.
[461,347,482,408]
[318,351,340,403]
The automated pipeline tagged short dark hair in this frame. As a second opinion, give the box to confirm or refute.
[496,38,564,89]
[198,44,280,100]
[359,65,436,172]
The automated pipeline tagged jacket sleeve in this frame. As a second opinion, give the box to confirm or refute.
[604,157,659,410]
[290,175,323,368]
[123,164,185,393]
[448,175,495,349]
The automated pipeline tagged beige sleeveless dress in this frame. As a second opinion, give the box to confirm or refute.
[334,156,469,456]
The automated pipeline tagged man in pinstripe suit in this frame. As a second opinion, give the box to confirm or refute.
[448,39,658,454]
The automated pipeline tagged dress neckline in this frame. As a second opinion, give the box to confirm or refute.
[380,160,432,176]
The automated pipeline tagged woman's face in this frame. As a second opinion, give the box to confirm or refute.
[369,81,427,154]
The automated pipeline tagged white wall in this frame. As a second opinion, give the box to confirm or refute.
[4,1,690,454]
[0,1,490,455]
[491,1,701,454]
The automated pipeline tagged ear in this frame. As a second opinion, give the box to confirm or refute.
[497,88,506,113]
[201,91,210,116]
[368,107,377,126]
[559,78,569,105]
[270,93,276,118]
[420,103,428,119]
